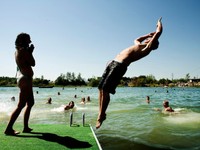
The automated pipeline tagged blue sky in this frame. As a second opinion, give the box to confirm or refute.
[1,0,200,81]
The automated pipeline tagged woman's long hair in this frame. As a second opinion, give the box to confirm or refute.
[15,33,30,49]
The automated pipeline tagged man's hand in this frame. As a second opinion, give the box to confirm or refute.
[156,17,163,33]
[148,32,156,37]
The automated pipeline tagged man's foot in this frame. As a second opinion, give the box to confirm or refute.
[4,129,20,136]
[23,128,33,133]
[96,114,106,129]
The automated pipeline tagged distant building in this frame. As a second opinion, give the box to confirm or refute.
[189,79,200,83]
[188,79,200,86]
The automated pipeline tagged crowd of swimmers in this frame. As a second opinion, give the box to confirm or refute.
[44,90,91,112]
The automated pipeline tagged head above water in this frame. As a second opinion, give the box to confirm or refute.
[69,101,74,108]
[163,100,169,107]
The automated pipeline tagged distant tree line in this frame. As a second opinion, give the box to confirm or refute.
[0,77,16,86]
[88,74,193,87]
[0,72,198,87]
[54,72,86,86]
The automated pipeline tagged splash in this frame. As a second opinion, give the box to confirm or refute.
[163,111,200,125]
[51,105,77,112]
[51,105,66,112]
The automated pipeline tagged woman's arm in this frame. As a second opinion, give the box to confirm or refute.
[25,51,35,67]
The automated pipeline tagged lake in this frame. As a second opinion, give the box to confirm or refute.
[0,87,200,150]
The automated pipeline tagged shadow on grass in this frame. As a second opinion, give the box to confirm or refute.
[16,132,92,149]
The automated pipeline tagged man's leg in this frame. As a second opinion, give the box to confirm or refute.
[96,90,110,129]
[98,90,102,114]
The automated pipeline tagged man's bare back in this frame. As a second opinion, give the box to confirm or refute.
[115,44,147,65]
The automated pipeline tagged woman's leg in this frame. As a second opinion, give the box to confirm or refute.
[4,80,27,135]
[23,79,34,132]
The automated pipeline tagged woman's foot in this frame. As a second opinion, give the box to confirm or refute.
[23,127,33,133]
[96,114,106,129]
[4,129,20,136]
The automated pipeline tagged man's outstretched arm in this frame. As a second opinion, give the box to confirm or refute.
[142,17,163,51]
[134,32,155,45]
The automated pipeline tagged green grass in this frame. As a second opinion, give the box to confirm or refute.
[0,123,100,150]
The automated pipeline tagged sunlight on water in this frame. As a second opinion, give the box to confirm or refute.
[51,105,68,112]
[163,111,200,126]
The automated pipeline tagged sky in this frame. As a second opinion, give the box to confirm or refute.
[1,0,200,81]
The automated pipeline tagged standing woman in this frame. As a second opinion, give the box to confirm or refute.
[4,33,35,135]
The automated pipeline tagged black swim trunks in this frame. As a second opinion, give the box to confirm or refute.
[98,60,127,94]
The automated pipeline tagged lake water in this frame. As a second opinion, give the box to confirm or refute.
[0,87,200,150]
